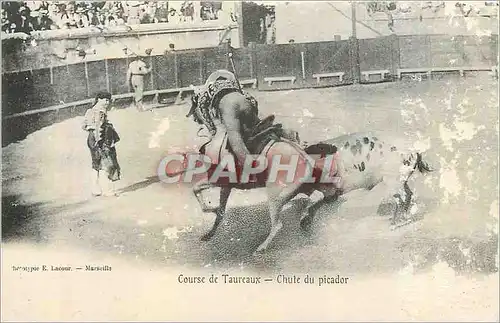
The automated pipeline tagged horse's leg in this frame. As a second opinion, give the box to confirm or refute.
[200,186,232,241]
[255,140,315,253]
[300,168,386,229]
[299,185,340,230]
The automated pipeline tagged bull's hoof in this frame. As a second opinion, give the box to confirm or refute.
[300,216,313,231]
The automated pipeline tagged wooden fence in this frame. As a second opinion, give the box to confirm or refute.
[2,34,498,146]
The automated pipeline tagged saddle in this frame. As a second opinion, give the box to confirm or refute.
[246,115,301,155]
[199,114,300,157]
[193,116,342,211]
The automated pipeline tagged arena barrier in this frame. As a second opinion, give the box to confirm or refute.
[2,34,498,146]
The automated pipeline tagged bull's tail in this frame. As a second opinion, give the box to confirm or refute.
[415,152,433,174]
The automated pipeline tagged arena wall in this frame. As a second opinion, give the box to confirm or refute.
[2,34,498,146]
[1,21,240,73]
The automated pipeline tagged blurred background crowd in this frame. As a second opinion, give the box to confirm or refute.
[1,1,234,34]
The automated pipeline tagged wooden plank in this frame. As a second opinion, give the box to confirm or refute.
[264,76,296,86]
[240,78,257,88]
[397,68,432,79]
[3,98,94,120]
[361,69,390,81]
[3,86,197,121]
[397,66,494,79]
[312,72,345,83]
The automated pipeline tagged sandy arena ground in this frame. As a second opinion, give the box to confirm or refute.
[2,74,499,321]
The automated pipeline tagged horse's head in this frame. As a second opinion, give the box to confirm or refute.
[186,95,204,125]
[281,128,301,144]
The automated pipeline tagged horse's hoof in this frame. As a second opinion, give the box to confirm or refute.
[253,246,267,255]
[253,250,264,257]
[200,233,213,242]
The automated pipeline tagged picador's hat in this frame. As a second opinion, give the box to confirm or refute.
[185,69,237,118]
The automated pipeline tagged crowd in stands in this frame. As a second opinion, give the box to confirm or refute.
[1,1,233,34]
[364,1,498,32]
[366,1,498,17]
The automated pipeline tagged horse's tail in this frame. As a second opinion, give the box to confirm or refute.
[415,152,433,174]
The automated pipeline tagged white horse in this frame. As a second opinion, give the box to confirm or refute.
[190,131,432,253]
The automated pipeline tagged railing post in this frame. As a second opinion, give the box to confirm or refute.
[390,34,400,78]
[149,55,154,90]
[427,35,432,70]
[224,42,231,70]
[49,66,54,85]
[349,36,361,84]
[490,34,499,67]
[84,61,90,97]
[300,49,306,80]
[125,56,130,93]
[173,51,180,88]
[104,59,110,93]
[199,50,206,84]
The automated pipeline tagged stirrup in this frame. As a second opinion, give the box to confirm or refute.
[193,182,221,212]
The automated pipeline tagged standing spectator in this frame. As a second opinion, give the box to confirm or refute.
[63,2,79,29]
[180,1,195,22]
[107,15,117,27]
[18,6,34,33]
[56,3,70,29]
[111,7,125,25]
[82,91,121,197]
[126,1,141,25]
[87,6,100,26]
[126,54,152,111]
[143,2,157,23]
[2,9,10,33]
[155,2,169,22]
[38,8,55,30]
[75,6,90,28]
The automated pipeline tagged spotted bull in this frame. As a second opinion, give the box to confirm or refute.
[299,131,433,229]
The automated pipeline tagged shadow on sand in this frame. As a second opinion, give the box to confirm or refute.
[3,191,497,275]
[2,194,89,243]
[118,176,160,194]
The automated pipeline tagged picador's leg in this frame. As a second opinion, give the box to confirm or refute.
[200,186,232,241]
